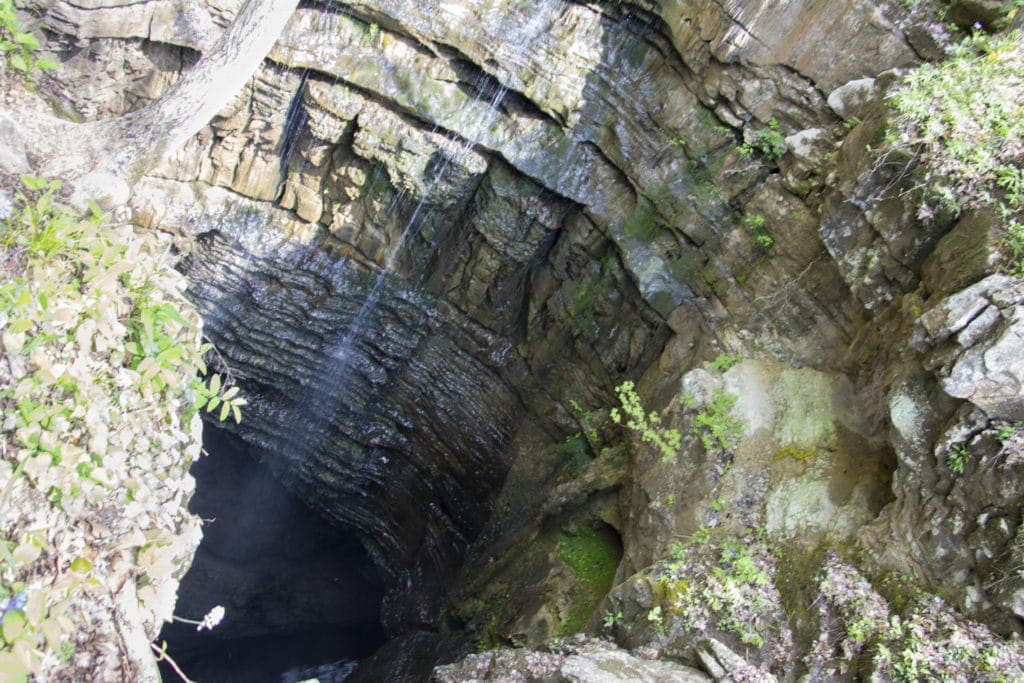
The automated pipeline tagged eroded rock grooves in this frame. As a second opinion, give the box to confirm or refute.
[15,0,1024,678]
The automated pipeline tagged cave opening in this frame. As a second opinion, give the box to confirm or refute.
[157,426,387,683]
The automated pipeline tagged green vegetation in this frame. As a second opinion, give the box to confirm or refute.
[569,399,600,448]
[0,0,58,77]
[998,421,1021,444]
[565,269,611,337]
[813,557,1024,681]
[743,213,774,251]
[556,433,591,477]
[947,442,969,474]
[602,608,623,629]
[623,201,662,242]
[709,354,743,372]
[775,444,817,461]
[610,381,681,462]
[655,534,780,650]
[557,529,620,635]
[887,30,1024,275]
[738,118,786,161]
[0,177,241,678]
[693,388,745,453]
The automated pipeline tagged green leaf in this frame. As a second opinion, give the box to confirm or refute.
[13,32,39,49]
[2,609,26,642]
[86,199,103,220]
[232,404,242,424]
[158,303,187,326]
[20,175,45,191]
[70,556,92,573]
[34,58,59,71]
[8,52,27,71]
[208,374,221,394]
[207,396,220,412]
[156,345,183,364]
[0,650,29,682]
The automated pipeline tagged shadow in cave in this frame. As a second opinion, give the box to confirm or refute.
[157,426,386,683]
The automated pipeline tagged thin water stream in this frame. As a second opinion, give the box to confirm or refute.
[166,2,569,679]
[322,0,565,369]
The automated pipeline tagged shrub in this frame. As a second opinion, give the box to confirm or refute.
[0,177,240,679]
[693,389,745,453]
[610,381,681,462]
[0,0,58,77]
[738,118,786,161]
[886,29,1024,272]
[742,213,774,251]
[710,354,743,372]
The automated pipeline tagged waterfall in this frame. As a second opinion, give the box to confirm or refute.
[319,0,567,369]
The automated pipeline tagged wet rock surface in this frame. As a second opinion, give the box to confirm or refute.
[19,0,1024,679]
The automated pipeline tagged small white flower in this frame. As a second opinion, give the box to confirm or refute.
[197,605,225,631]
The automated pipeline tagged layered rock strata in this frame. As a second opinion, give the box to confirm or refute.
[16,0,1024,676]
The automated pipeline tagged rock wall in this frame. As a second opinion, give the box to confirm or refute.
[18,0,1024,676]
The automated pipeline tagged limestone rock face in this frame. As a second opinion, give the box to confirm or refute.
[433,638,709,683]
[25,0,1024,674]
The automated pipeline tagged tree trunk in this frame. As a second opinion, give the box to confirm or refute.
[42,0,300,196]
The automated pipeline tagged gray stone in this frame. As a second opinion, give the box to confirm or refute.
[562,650,710,682]
[943,308,1024,420]
[0,112,30,175]
[827,78,877,120]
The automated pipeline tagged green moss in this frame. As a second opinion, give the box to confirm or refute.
[556,528,620,635]
[774,444,818,461]
[565,265,614,336]
[710,354,743,372]
[557,433,591,477]
[623,201,663,242]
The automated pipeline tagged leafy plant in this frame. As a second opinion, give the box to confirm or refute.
[569,399,600,448]
[887,30,1024,273]
[709,354,743,372]
[655,534,782,653]
[602,609,623,629]
[692,524,712,546]
[742,213,774,251]
[0,176,237,679]
[738,118,786,161]
[193,372,246,424]
[610,381,681,462]
[0,0,58,78]
[998,422,1022,444]
[948,443,969,474]
[693,389,745,453]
